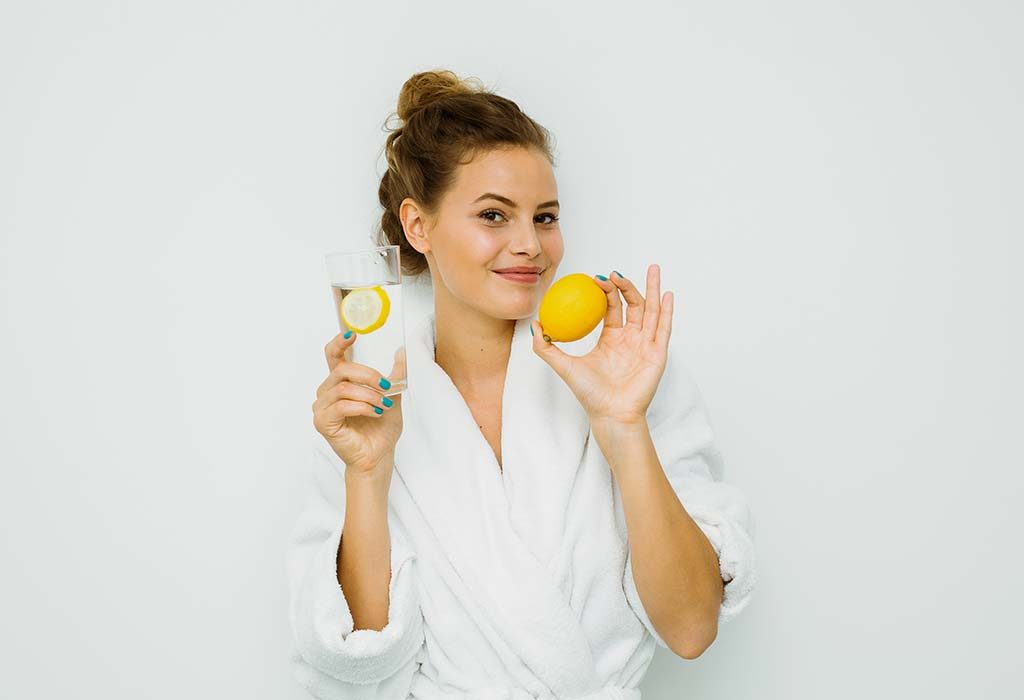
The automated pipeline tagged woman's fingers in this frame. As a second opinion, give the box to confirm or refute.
[656,291,674,349]
[316,380,393,415]
[595,265,663,336]
[593,275,624,328]
[640,264,661,341]
[315,352,392,403]
[324,329,355,371]
[325,397,386,421]
[610,268,647,328]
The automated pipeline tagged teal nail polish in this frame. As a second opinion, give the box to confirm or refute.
[343,330,353,339]
[374,406,383,414]
[529,324,534,336]
[613,270,624,278]
[382,396,393,407]
[379,377,391,390]
[596,274,608,281]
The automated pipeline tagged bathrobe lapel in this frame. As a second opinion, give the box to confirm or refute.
[395,312,601,696]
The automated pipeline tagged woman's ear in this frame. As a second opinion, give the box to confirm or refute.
[400,197,433,256]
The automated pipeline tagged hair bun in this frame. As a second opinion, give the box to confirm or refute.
[396,69,487,122]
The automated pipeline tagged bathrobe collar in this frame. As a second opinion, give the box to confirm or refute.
[395,311,605,696]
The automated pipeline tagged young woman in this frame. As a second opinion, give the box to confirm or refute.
[288,69,757,699]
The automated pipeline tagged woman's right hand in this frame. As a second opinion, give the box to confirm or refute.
[312,330,404,476]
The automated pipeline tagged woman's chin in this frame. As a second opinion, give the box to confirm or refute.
[485,292,538,318]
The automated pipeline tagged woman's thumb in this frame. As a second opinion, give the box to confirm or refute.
[530,320,573,379]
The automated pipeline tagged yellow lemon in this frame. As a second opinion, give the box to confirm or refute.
[340,285,391,334]
[538,273,608,342]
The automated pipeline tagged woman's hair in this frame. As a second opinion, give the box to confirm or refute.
[375,69,557,277]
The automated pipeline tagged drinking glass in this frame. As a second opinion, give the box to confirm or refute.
[324,244,407,396]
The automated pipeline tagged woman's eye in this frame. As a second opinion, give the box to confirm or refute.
[480,210,560,225]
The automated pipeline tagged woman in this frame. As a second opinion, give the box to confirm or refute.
[288,69,757,699]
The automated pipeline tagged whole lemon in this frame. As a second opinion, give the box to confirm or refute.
[538,273,608,342]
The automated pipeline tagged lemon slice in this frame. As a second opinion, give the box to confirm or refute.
[340,285,391,334]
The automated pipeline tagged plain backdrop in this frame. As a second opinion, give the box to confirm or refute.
[1,1,1021,698]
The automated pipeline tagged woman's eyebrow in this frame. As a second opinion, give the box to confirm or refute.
[472,192,560,209]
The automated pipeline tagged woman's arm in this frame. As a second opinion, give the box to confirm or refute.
[594,417,724,659]
[613,353,758,659]
[287,438,424,693]
[339,453,397,632]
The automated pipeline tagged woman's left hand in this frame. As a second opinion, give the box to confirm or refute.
[530,263,675,426]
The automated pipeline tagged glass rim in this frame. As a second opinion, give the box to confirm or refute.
[324,244,399,260]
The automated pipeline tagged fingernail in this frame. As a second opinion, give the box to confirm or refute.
[529,323,534,336]
[613,270,624,278]
[379,377,391,390]
[343,330,353,339]
[382,396,393,407]
[374,406,384,414]
[596,274,608,281]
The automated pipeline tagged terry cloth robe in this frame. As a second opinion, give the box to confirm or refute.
[287,311,757,699]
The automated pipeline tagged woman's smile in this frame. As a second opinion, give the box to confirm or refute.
[493,270,542,284]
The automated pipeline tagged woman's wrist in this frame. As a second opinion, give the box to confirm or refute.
[346,452,395,492]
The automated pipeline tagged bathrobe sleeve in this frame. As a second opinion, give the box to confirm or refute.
[286,435,425,696]
[622,353,757,644]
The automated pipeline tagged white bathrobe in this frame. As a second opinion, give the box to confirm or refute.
[287,311,757,699]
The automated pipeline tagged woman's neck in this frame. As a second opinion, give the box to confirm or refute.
[432,306,515,391]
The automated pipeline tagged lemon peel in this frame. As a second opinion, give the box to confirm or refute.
[538,273,608,342]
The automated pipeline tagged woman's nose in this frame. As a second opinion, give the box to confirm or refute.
[510,221,542,255]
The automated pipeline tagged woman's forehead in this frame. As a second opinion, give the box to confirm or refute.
[449,149,557,205]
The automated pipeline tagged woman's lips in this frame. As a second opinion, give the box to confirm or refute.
[493,271,541,284]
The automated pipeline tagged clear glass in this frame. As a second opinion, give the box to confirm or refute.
[324,244,407,396]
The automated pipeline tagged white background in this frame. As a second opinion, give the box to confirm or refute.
[2,1,1021,698]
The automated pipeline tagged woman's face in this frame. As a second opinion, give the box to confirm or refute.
[402,146,564,320]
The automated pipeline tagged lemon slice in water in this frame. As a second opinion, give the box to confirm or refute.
[340,285,391,334]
